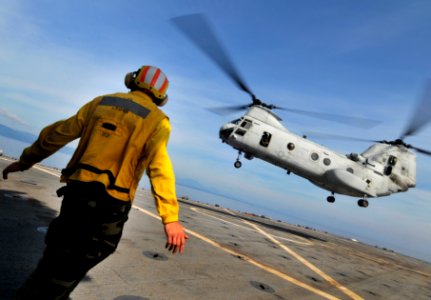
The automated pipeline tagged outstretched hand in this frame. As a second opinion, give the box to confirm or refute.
[2,162,23,180]
[164,221,189,254]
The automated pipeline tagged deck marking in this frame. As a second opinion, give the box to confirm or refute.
[242,219,364,300]
[32,165,62,177]
[0,157,62,178]
[17,163,351,299]
[133,205,340,300]
[190,207,312,246]
[210,205,362,299]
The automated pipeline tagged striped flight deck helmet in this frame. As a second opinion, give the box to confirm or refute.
[125,65,169,106]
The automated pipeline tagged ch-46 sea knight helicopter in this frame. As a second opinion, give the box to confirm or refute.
[172,14,431,208]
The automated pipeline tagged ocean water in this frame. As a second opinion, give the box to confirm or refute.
[0,135,72,169]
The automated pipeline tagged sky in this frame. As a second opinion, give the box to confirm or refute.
[1,0,431,262]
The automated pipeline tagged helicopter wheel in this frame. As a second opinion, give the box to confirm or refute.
[327,196,335,203]
[234,160,242,169]
[358,199,369,208]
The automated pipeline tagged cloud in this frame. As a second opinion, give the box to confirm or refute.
[0,2,42,42]
[0,107,29,127]
[329,2,431,53]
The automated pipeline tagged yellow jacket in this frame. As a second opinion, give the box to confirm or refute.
[19,91,179,223]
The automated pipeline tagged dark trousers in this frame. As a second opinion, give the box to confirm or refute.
[16,181,131,300]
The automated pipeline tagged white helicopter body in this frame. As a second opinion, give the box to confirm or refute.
[220,106,416,206]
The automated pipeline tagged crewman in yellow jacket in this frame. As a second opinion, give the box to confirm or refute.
[2,65,189,299]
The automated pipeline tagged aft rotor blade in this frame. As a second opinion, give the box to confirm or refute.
[410,145,431,156]
[171,14,255,98]
[401,80,431,139]
[278,107,381,129]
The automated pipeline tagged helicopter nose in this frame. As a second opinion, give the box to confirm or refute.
[219,124,235,141]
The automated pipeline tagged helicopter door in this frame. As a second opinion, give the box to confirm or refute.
[384,155,398,175]
[259,131,272,147]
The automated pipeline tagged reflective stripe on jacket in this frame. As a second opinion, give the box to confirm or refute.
[19,91,179,223]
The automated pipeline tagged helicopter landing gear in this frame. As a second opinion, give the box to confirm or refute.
[327,192,335,203]
[358,199,369,208]
[244,153,253,160]
[234,151,242,168]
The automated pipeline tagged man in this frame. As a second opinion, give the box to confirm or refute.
[2,65,189,299]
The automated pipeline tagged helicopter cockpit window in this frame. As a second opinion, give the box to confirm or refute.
[236,120,252,136]
[235,128,246,136]
[240,119,252,129]
[260,131,272,147]
[231,119,241,125]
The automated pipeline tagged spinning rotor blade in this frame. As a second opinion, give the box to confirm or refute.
[208,102,381,128]
[400,80,431,139]
[409,145,431,156]
[279,107,381,129]
[207,104,250,115]
[171,14,255,99]
[172,14,379,129]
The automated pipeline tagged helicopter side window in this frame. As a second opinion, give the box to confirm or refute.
[323,158,331,166]
[260,131,272,147]
[311,152,319,161]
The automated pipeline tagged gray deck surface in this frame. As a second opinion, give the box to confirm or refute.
[1,156,431,300]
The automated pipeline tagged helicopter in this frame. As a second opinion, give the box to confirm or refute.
[171,14,431,208]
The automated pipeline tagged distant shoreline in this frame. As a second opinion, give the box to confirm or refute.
[0,124,76,155]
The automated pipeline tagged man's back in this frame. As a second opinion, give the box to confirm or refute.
[62,91,167,201]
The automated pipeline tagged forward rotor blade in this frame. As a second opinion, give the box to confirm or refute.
[171,14,255,98]
[279,107,381,129]
[207,104,250,116]
[401,80,431,139]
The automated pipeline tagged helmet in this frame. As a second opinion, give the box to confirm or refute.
[125,65,169,106]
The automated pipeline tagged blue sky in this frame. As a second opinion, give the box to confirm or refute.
[1,0,431,261]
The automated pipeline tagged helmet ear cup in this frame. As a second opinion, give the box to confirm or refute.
[124,72,136,89]
[154,96,168,107]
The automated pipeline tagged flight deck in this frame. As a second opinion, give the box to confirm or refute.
[1,157,430,300]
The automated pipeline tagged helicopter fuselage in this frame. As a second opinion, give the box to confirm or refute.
[219,106,416,200]
[173,13,429,207]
